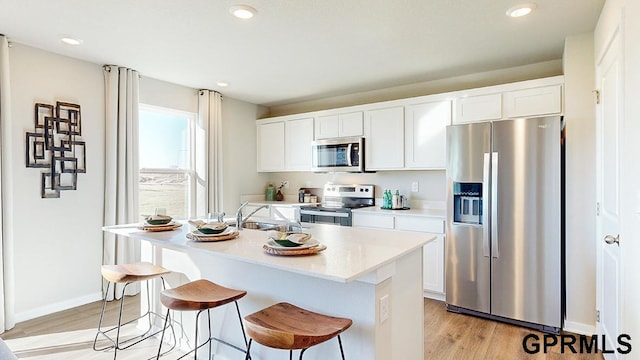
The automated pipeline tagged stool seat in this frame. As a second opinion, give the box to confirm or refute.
[160,279,247,311]
[244,302,353,350]
[155,279,250,359]
[101,262,170,283]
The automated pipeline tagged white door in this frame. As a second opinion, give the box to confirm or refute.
[596,24,623,359]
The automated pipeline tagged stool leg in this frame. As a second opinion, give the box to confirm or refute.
[113,282,131,359]
[156,308,171,359]
[298,348,307,360]
[234,301,250,348]
[93,281,111,351]
[207,309,212,359]
[244,339,253,360]
[337,335,346,360]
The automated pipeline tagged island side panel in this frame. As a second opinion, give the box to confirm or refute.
[156,246,378,359]
[391,247,424,360]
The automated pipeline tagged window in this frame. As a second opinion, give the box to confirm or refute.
[138,104,196,219]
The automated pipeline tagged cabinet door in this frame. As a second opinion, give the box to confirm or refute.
[339,112,363,137]
[503,84,562,118]
[364,107,405,170]
[315,115,340,139]
[423,235,445,297]
[352,212,394,229]
[285,117,314,171]
[454,93,502,124]
[257,121,285,172]
[405,100,451,169]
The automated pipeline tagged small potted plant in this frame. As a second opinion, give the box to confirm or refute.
[276,181,288,201]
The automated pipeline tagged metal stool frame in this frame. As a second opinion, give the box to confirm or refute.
[93,276,176,359]
[244,334,346,360]
[156,300,251,359]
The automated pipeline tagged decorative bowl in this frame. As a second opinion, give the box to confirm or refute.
[144,214,172,225]
[196,222,228,234]
[266,231,311,247]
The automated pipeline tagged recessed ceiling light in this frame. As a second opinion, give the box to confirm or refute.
[217,82,229,87]
[59,35,82,46]
[506,3,537,18]
[229,5,257,19]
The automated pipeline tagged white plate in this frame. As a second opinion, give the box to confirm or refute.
[142,221,176,227]
[265,239,319,251]
[191,227,235,237]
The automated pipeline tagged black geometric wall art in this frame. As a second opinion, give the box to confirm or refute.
[26,101,85,198]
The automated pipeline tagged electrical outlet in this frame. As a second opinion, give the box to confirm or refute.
[411,181,419,192]
[379,294,390,323]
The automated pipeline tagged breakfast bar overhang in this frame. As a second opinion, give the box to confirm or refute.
[103,222,434,360]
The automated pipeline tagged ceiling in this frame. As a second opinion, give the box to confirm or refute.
[0,0,604,107]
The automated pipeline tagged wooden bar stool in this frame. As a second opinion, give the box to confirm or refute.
[156,279,250,359]
[93,262,175,359]
[243,302,352,360]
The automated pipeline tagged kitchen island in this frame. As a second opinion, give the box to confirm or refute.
[103,222,434,360]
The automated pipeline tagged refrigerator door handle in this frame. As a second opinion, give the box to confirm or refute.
[482,153,490,257]
[491,152,499,258]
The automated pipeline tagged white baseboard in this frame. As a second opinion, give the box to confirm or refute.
[563,320,596,335]
[14,292,103,323]
[423,291,445,302]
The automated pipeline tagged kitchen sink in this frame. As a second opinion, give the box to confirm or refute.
[225,218,305,232]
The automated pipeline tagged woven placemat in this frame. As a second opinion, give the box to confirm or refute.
[262,244,327,256]
[137,223,182,232]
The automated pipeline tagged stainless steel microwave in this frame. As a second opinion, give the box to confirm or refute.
[311,136,365,172]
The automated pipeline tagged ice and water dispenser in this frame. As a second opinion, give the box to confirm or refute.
[452,182,483,225]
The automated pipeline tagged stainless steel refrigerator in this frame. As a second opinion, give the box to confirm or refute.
[445,116,562,333]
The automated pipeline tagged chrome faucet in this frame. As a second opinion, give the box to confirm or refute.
[235,202,270,230]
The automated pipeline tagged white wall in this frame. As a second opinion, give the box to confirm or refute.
[269,60,562,117]
[562,33,597,333]
[220,96,270,214]
[8,44,104,321]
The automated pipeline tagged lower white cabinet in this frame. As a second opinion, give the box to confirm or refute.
[352,211,445,299]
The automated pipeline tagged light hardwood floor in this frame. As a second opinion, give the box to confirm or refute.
[0,296,604,359]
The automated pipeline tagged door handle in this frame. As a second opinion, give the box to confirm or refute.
[604,234,620,246]
[482,153,490,257]
[491,152,499,258]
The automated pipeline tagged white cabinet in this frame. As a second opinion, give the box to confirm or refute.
[454,93,502,124]
[422,235,444,296]
[257,121,285,172]
[352,211,445,299]
[244,203,300,221]
[404,100,451,169]
[285,117,314,171]
[257,117,314,172]
[315,112,363,139]
[503,84,562,118]
[363,107,405,170]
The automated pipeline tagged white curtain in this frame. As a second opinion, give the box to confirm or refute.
[198,90,223,215]
[0,35,15,332]
[102,65,140,299]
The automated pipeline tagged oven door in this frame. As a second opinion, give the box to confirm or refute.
[312,137,363,172]
[299,208,352,226]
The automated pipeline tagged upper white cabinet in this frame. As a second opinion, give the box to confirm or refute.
[364,106,405,170]
[454,93,502,124]
[285,117,314,171]
[453,76,564,124]
[257,117,314,172]
[503,84,562,118]
[404,100,451,169]
[315,112,363,139]
[257,121,285,172]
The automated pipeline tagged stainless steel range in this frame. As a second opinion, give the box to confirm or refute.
[299,184,375,226]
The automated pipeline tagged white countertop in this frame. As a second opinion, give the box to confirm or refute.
[351,206,446,219]
[103,222,434,284]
